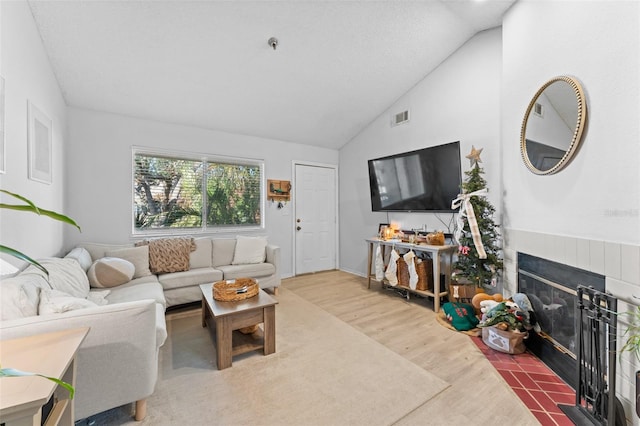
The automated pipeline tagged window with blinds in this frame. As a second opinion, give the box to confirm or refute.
[133,150,263,233]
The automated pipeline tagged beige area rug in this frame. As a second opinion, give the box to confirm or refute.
[81,288,449,425]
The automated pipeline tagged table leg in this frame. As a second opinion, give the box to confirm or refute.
[367,241,373,289]
[433,256,441,313]
[201,294,207,327]
[215,316,233,370]
[263,306,276,355]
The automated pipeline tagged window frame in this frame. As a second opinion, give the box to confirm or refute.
[131,147,265,236]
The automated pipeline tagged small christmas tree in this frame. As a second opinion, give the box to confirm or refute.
[453,147,503,288]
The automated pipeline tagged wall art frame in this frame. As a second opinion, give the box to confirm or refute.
[27,100,52,184]
[0,75,5,174]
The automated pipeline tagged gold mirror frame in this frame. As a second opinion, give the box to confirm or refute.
[520,76,588,175]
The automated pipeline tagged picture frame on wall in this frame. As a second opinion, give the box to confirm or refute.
[0,75,5,174]
[27,101,52,184]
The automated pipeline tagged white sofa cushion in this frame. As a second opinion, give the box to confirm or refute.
[78,242,132,262]
[39,289,98,315]
[190,238,212,269]
[105,279,166,308]
[88,257,135,288]
[65,247,93,272]
[106,246,152,279]
[217,262,276,280]
[232,236,267,265]
[212,238,236,267]
[158,267,223,291]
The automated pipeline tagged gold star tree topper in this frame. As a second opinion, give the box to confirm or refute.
[466,145,483,167]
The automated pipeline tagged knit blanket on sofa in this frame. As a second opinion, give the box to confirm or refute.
[136,237,196,274]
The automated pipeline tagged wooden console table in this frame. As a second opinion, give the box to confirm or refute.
[366,238,457,313]
[0,327,89,426]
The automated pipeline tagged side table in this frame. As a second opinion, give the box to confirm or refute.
[0,327,89,426]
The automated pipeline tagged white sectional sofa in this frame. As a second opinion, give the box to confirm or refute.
[0,236,280,421]
[79,236,281,307]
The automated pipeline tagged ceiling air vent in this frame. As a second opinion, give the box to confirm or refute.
[534,102,544,117]
[391,110,410,127]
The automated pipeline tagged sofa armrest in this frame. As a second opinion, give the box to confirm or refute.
[265,244,281,287]
[0,300,166,420]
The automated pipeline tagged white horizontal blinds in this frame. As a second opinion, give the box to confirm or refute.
[133,150,264,233]
[133,153,204,230]
[206,161,261,226]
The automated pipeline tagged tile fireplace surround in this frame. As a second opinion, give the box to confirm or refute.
[502,228,640,424]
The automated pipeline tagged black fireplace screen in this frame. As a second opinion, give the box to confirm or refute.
[519,270,577,354]
[517,253,606,388]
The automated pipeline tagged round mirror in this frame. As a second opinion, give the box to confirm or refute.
[520,76,587,175]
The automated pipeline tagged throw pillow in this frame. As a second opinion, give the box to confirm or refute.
[442,302,479,331]
[64,247,93,272]
[232,236,267,265]
[39,289,98,315]
[136,237,196,274]
[87,257,135,288]
[105,246,152,278]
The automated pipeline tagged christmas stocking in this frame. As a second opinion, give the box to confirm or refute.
[404,250,418,290]
[385,249,400,286]
[374,244,384,281]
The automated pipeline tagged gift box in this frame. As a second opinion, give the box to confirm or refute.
[482,326,527,354]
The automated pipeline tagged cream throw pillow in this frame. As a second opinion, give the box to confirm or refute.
[106,246,152,278]
[88,257,135,288]
[64,247,93,272]
[232,236,267,265]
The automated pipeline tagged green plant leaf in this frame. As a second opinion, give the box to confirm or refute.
[0,245,48,277]
[0,368,74,399]
[0,189,40,211]
[0,204,81,232]
[620,306,640,361]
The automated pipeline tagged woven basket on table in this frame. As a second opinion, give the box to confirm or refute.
[212,277,259,302]
[415,258,433,291]
[396,258,410,287]
[397,257,434,291]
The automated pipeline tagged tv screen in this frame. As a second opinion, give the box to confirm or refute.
[368,141,462,212]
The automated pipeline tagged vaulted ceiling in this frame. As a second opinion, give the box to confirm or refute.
[28,0,515,150]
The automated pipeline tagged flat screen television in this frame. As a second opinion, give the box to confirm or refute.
[368,141,462,212]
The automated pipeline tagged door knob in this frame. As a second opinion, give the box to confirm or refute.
[296,226,302,231]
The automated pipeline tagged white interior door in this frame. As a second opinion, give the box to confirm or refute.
[294,164,337,275]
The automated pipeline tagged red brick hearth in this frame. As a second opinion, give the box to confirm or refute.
[472,337,576,426]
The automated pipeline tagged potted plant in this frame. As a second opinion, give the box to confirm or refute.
[0,189,81,397]
[620,305,640,418]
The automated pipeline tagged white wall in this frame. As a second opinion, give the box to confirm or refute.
[339,28,502,276]
[0,1,68,270]
[502,1,640,423]
[65,108,339,278]
[502,0,639,245]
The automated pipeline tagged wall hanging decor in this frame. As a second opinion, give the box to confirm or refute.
[27,101,52,184]
[267,179,291,203]
[520,75,588,175]
[0,75,5,174]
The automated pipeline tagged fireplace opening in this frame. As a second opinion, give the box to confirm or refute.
[517,253,606,389]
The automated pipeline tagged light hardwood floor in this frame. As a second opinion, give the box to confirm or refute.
[283,270,540,425]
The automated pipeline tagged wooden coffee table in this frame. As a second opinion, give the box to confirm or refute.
[200,283,278,370]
